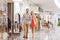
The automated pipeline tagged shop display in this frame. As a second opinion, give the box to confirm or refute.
[0,0,8,39]
[0,11,6,32]
[35,13,40,31]
[14,22,19,33]
[0,10,8,39]
[13,13,20,33]
[41,20,50,29]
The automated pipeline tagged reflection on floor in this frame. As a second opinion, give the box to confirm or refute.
[0,27,60,40]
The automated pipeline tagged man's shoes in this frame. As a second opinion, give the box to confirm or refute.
[23,36,26,38]
[23,35,28,39]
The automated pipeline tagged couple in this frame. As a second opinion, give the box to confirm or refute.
[23,8,36,38]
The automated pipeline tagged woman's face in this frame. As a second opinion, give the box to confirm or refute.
[31,11,34,15]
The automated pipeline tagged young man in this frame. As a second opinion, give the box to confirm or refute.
[22,8,31,38]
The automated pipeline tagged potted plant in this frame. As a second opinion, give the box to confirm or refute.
[57,21,60,26]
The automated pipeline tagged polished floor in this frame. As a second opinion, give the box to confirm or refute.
[0,27,60,40]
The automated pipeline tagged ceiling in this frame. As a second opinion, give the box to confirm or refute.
[31,0,60,13]
[6,0,60,13]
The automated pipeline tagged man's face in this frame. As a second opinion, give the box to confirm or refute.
[26,9,29,13]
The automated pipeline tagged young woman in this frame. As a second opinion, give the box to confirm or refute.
[30,11,36,38]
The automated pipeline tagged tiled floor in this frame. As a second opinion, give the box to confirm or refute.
[0,27,60,40]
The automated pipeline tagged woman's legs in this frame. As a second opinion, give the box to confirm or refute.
[32,27,35,38]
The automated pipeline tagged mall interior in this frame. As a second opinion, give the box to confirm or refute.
[0,0,60,40]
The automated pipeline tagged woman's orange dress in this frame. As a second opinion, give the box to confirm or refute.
[30,15,35,28]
